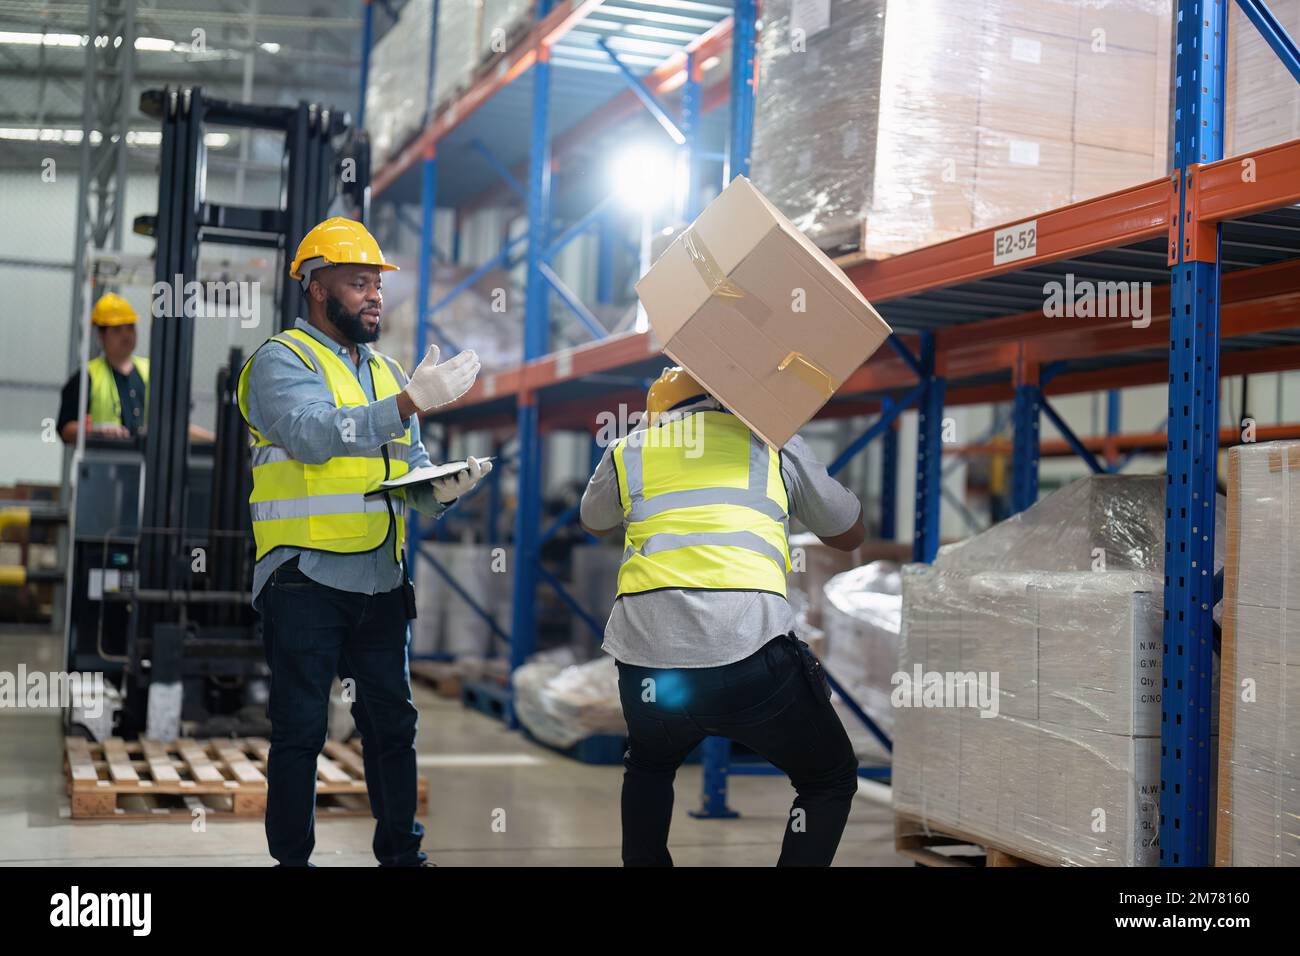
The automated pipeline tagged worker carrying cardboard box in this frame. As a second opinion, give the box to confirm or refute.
[57,292,214,444]
[237,216,491,868]
[580,365,868,866]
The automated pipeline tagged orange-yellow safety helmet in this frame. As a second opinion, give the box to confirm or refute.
[646,366,708,425]
[289,216,399,281]
[91,292,139,327]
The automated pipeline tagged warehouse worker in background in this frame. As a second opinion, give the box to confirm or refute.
[57,292,214,444]
[238,217,491,868]
[580,367,866,867]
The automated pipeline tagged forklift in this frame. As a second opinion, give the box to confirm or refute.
[65,86,371,739]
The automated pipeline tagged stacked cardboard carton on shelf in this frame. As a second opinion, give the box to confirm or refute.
[752,0,1173,257]
[376,263,524,375]
[1226,0,1300,155]
[365,0,535,167]
[893,475,1223,866]
[1217,441,1300,866]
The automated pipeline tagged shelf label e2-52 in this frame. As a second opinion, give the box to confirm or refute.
[993,219,1037,266]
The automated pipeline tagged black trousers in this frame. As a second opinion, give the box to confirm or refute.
[615,634,859,867]
[259,560,426,867]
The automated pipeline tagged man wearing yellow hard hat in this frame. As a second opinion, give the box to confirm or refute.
[580,366,867,866]
[238,217,490,868]
[57,292,213,444]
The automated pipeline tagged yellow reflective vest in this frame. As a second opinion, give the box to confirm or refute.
[612,409,790,597]
[236,329,410,562]
[87,355,149,426]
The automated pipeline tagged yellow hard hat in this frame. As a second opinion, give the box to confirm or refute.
[646,366,708,424]
[289,216,400,281]
[91,292,139,327]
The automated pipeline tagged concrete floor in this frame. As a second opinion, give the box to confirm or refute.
[0,627,906,867]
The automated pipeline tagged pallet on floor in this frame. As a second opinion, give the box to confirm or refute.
[460,679,513,723]
[409,661,462,699]
[519,728,627,765]
[894,812,1049,867]
[64,736,428,821]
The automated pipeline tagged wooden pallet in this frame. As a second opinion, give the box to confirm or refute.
[64,737,428,821]
[409,661,462,699]
[894,812,1049,867]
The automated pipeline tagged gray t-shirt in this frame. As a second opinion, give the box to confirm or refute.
[579,399,862,668]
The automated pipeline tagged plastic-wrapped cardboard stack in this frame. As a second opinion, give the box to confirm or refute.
[821,562,901,762]
[365,0,535,167]
[1226,0,1300,155]
[894,476,1223,866]
[752,0,1173,256]
[375,263,523,375]
[1217,442,1300,866]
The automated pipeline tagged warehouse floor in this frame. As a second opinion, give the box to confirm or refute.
[0,628,905,866]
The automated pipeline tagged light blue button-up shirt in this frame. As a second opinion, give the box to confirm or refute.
[243,317,451,603]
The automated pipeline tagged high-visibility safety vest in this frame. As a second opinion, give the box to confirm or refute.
[235,328,411,562]
[612,410,790,598]
[86,355,149,426]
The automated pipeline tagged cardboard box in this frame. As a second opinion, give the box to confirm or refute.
[961,575,1039,720]
[1037,584,1162,737]
[1074,42,1162,154]
[1077,0,1166,53]
[1226,0,1300,155]
[977,29,1079,140]
[1072,144,1165,204]
[983,0,1083,39]
[1217,441,1300,865]
[636,175,891,449]
[972,130,1075,230]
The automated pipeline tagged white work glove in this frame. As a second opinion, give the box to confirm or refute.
[403,344,480,412]
[431,456,493,504]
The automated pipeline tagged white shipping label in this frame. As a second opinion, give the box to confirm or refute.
[483,374,497,397]
[993,219,1038,266]
[554,350,572,378]
[1010,35,1043,64]
[791,0,831,38]
[1008,139,1041,167]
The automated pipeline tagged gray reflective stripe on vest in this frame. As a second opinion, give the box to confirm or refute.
[251,441,408,467]
[250,493,405,522]
[621,530,785,568]
[629,487,787,522]
[622,424,785,522]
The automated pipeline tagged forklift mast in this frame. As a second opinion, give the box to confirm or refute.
[104,86,370,735]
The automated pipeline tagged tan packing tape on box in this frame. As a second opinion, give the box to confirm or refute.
[677,225,841,443]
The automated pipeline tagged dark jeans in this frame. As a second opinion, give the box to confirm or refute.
[616,633,858,867]
[259,560,426,867]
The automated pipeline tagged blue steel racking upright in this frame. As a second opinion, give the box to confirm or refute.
[361,0,1300,865]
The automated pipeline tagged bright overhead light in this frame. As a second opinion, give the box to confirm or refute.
[0,30,84,46]
[611,145,680,212]
[134,36,180,51]
[0,127,231,149]
[259,42,281,54]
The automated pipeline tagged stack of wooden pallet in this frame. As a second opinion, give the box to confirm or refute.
[64,737,429,821]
